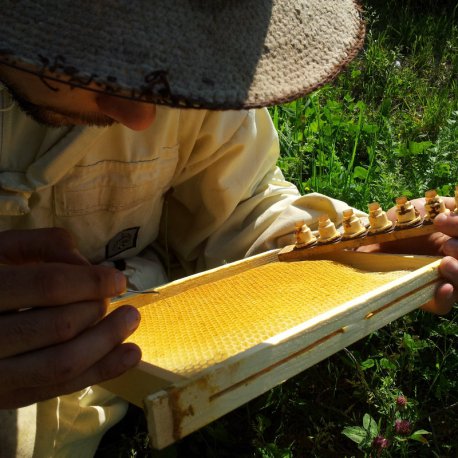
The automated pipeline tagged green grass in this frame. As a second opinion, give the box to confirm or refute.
[96,1,458,456]
[274,0,458,209]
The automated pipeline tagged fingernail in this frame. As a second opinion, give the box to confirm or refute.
[114,271,126,294]
[123,349,141,367]
[444,288,455,302]
[125,307,141,332]
[440,257,458,280]
[434,213,447,226]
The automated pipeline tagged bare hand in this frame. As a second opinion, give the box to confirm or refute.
[0,228,142,409]
[359,197,458,315]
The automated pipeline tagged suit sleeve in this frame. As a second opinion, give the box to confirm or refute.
[166,108,365,271]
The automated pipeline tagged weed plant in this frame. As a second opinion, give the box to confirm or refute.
[96,0,458,456]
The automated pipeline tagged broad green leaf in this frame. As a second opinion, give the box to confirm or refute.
[353,166,369,180]
[403,333,415,350]
[361,358,375,370]
[408,140,433,155]
[403,333,428,351]
[363,413,378,437]
[409,430,431,444]
[380,358,397,370]
[309,121,319,133]
[342,426,367,444]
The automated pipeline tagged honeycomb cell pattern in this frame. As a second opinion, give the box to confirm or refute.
[128,260,407,376]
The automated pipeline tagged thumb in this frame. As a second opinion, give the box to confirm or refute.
[0,228,90,265]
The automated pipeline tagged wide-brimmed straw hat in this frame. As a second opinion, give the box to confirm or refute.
[0,0,364,110]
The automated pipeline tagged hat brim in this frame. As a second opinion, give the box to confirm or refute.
[0,0,365,109]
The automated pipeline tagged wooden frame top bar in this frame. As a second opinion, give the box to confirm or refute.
[278,223,437,262]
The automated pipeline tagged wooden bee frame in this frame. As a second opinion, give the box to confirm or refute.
[101,245,441,449]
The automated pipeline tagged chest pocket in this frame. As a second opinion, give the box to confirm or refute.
[54,146,178,216]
